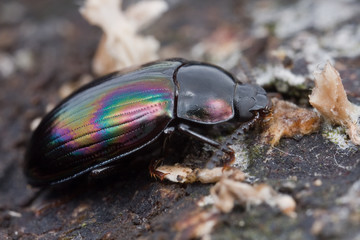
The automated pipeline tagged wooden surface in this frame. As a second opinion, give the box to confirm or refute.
[1,0,360,239]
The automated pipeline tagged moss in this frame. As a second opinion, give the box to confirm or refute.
[322,125,355,150]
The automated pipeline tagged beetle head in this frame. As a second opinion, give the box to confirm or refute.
[234,84,271,121]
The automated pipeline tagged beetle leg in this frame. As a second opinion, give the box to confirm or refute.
[177,123,235,167]
[178,123,221,148]
[148,127,175,180]
[206,111,261,169]
[162,126,175,154]
[149,157,169,180]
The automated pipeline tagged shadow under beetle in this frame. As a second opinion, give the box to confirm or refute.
[25,59,271,186]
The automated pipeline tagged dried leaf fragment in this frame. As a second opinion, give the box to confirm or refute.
[169,167,296,238]
[156,165,245,184]
[309,63,360,145]
[210,177,296,217]
[262,98,321,145]
[158,165,296,216]
[80,0,168,75]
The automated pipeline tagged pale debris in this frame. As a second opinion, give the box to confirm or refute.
[156,165,244,184]
[309,62,360,145]
[322,24,360,58]
[30,117,42,131]
[157,165,296,217]
[80,0,168,75]
[250,0,360,39]
[7,210,22,218]
[256,64,306,87]
[14,49,34,72]
[210,176,297,218]
[169,166,296,239]
[0,52,15,77]
[291,33,335,74]
[255,33,335,87]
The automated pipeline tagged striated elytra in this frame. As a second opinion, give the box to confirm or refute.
[25,59,271,186]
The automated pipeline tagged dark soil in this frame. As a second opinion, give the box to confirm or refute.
[1,0,359,239]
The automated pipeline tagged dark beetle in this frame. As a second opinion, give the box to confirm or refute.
[25,59,271,186]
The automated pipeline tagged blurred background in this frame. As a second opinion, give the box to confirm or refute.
[0,0,360,239]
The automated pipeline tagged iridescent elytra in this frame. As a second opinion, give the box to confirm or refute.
[25,59,271,186]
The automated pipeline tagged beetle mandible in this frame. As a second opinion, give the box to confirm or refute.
[25,59,271,186]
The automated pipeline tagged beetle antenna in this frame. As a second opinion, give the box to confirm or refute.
[206,111,261,169]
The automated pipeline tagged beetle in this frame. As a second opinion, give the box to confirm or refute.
[25,59,271,186]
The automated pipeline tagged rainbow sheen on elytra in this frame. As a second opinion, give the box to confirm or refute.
[47,79,174,157]
[26,61,180,185]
